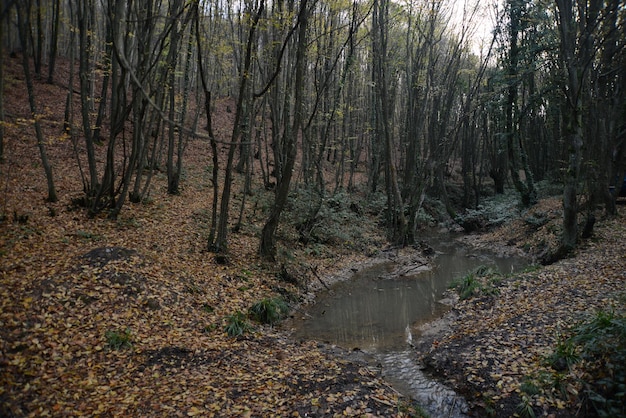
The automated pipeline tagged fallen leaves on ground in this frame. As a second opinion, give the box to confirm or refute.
[419,203,626,417]
[0,57,407,417]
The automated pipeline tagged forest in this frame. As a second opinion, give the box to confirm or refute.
[1,0,624,256]
[0,0,625,416]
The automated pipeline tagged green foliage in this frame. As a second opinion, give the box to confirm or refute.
[569,310,626,417]
[105,328,132,350]
[521,264,541,274]
[455,190,521,232]
[449,265,501,300]
[396,398,430,417]
[545,309,626,416]
[249,297,289,325]
[480,392,497,417]
[450,272,481,300]
[516,395,536,418]
[523,213,548,229]
[75,230,102,240]
[520,378,541,396]
[285,186,375,250]
[546,336,580,371]
[204,323,218,333]
[534,180,563,198]
[224,311,253,337]
[413,208,436,228]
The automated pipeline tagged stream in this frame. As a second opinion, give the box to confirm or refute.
[288,237,528,417]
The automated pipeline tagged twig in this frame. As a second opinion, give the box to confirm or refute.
[398,262,429,276]
[310,265,330,290]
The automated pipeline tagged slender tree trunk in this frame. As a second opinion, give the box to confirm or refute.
[554,0,600,254]
[77,0,99,193]
[46,0,60,84]
[0,17,4,162]
[16,1,57,202]
[259,0,309,260]
[193,3,220,250]
[215,0,264,252]
[506,0,536,207]
[34,0,43,77]
[166,0,185,195]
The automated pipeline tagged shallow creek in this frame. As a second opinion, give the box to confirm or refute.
[288,238,527,417]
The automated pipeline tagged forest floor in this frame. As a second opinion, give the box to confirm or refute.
[1,55,625,417]
[0,55,420,417]
[416,198,626,417]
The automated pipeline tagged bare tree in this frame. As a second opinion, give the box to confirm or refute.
[554,0,601,254]
[213,0,265,252]
[259,0,310,259]
[16,0,57,202]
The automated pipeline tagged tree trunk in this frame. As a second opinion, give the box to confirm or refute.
[215,0,264,252]
[554,0,600,253]
[77,0,99,194]
[46,0,60,84]
[0,17,4,162]
[16,1,57,202]
[259,0,309,260]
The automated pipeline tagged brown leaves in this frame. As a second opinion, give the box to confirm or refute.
[1,180,406,417]
[421,207,626,416]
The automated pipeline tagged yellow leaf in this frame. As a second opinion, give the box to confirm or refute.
[187,406,204,416]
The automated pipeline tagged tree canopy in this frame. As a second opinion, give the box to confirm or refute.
[1,0,624,258]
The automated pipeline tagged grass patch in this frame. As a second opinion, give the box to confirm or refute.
[248,297,289,325]
[570,310,626,417]
[105,328,132,350]
[396,398,430,417]
[545,308,626,417]
[224,311,253,337]
[546,336,580,371]
[449,265,502,300]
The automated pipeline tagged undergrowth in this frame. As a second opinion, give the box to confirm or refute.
[449,265,502,300]
[248,297,289,325]
[454,190,521,232]
[546,307,626,417]
[570,309,626,417]
[105,328,132,350]
[284,186,381,253]
[224,311,253,337]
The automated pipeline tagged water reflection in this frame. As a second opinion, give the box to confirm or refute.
[289,239,527,417]
[291,241,525,352]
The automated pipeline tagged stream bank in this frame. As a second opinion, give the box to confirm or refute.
[285,234,528,417]
[413,209,626,417]
[287,199,625,417]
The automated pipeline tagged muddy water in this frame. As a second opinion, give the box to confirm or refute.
[289,238,527,417]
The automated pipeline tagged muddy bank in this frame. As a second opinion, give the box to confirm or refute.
[303,245,434,294]
[411,212,626,417]
[286,234,531,417]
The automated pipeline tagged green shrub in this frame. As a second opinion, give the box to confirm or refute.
[249,297,289,325]
[414,208,436,228]
[546,336,580,371]
[105,328,132,350]
[396,398,430,417]
[285,186,373,249]
[452,273,481,300]
[224,311,252,337]
[570,310,626,417]
[449,265,500,300]
[516,395,536,418]
[455,190,521,231]
[520,378,541,396]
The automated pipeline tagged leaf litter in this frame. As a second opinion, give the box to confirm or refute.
[417,201,626,417]
[2,54,624,417]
